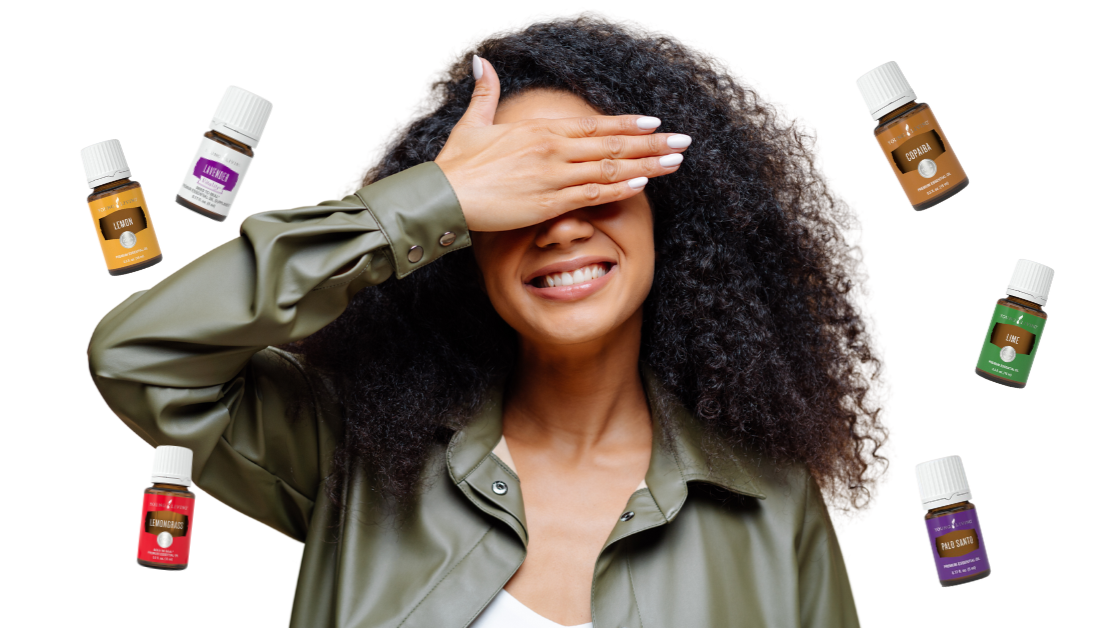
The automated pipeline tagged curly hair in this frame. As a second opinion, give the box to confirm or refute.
[292,16,887,509]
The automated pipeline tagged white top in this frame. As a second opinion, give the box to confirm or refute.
[856,61,916,120]
[80,139,131,188]
[470,589,592,628]
[915,455,971,510]
[210,85,273,147]
[1007,259,1054,306]
[151,445,193,486]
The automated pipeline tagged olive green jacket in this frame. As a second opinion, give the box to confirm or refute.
[89,163,860,628]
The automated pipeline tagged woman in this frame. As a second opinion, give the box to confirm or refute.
[90,17,884,628]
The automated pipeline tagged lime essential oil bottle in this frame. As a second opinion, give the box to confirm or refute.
[975,259,1054,388]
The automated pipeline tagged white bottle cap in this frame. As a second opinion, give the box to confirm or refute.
[209,86,273,148]
[80,139,131,188]
[916,455,972,510]
[1007,259,1054,306]
[857,61,917,120]
[151,445,193,487]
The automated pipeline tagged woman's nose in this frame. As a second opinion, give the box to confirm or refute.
[534,210,595,249]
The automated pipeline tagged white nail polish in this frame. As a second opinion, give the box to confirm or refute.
[667,134,692,149]
[659,154,684,167]
[472,55,483,80]
[628,177,648,189]
[636,117,662,129]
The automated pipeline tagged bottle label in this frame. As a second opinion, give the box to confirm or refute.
[926,509,990,582]
[137,493,195,566]
[178,136,253,217]
[87,186,162,272]
[975,303,1045,384]
[874,106,968,207]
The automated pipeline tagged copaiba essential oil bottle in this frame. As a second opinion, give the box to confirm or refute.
[176,86,272,221]
[80,140,163,275]
[975,259,1054,388]
[138,446,196,571]
[857,61,969,210]
[916,455,991,587]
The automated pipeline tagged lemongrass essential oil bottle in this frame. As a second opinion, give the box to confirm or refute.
[138,446,196,570]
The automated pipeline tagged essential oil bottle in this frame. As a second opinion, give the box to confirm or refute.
[176,86,272,222]
[138,446,196,571]
[80,140,163,275]
[857,61,969,210]
[916,456,991,587]
[975,259,1054,388]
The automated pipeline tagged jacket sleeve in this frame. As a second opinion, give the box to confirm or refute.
[88,162,469,541]
[797,475,861,628]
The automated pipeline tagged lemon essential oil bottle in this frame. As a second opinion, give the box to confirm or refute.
[857,61,969,210]
[975,259,1054,388]
[138,446,196,571]
[81,140,163,275]
[916,456,991,587]
[176,86,272,222]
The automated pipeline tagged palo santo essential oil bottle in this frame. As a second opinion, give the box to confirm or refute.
[916,455,992,587]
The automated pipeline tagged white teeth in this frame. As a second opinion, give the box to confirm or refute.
[537,263,610,288]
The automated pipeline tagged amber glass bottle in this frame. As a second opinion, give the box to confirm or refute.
[858,61,969,210]
[80,140,163,275]
[138,446,197,571]
[176,86,272,222]
[916,456,991,587]
[975,259,1054,388]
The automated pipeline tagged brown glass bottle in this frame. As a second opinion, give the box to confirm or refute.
[138,445,196,570]
[139,482,195,570]
[176,130,255,222]
[176,86,272,222]
[874,101,969,210]
[974,259,1054,388]
[975,295,1047,388]
[81,139,164,275]
[925,501,991,587]
[88,178,164,275]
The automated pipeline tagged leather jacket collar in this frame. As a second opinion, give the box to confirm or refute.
[445,366,767,547]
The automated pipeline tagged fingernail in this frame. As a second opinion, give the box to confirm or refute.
[659,154,684,167]
[667,134,692,149]
[628,177,648,189]
[636,116,661,129]
[472,55,484,80]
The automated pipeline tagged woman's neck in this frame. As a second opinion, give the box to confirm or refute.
[503,308,650,450]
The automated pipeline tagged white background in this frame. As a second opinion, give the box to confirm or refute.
[2,1,1104,625]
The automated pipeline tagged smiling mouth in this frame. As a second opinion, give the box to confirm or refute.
[528,262,613,288]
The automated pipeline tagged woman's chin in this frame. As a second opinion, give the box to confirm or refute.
[519,313,621,347]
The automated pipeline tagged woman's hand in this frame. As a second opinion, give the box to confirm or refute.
[435,56,690,233]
